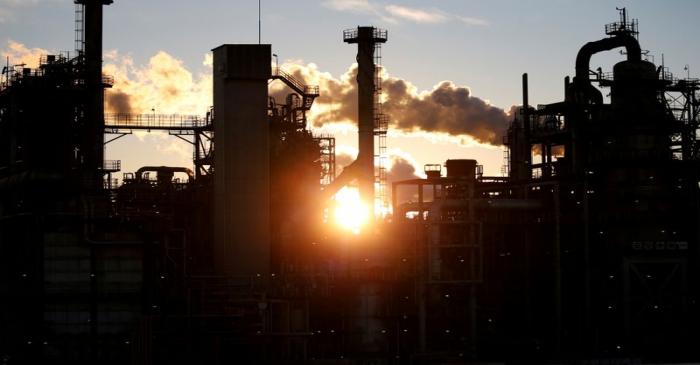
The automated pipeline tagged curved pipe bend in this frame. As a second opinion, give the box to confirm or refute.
[575,34,641,85]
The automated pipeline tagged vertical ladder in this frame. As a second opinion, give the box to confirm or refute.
[75,3,85,55]
[373,42,388,216]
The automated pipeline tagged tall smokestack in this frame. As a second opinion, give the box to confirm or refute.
[76,0,112,187]
[343,26,387,217]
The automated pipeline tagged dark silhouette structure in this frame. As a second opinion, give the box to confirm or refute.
[0,5,698,365]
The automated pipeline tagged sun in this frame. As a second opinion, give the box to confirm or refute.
[333,186,370,234]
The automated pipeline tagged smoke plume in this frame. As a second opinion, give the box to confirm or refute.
[272,62,511,146]
[382,79,509,145]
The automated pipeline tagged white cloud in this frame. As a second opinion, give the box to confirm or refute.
[0,40,50,67]
[322,0,377,14]
[456,15,489,27]
[103,50,212,115]
[323,1,489,27]
[384,5,446,24]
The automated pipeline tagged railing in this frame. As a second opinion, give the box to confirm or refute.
[595,71,614,82]
[272,67,303,92]
[604,19,638,37]
[40,53,71,66]
[658,67,674,82]
[105,113,208,130]
[101,160,121,171]
[272,67,319,96]
[343,27,388,41]
[103,178,119,190]
[304,85,319,95]
[594,68,698,87]
[102,74,114,86]
[424,164,441,172]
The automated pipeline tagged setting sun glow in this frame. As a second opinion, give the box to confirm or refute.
[333,187,370,234]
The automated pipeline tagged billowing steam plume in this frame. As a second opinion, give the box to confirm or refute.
[271,63,511,146]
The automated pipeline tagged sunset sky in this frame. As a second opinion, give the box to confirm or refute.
[1,0,699,178]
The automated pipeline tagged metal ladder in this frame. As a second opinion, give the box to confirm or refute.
[373,42,389,215]
[74,3,85,54]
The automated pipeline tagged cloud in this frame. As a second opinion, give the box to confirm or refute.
[456,15,489,27]
[0,40,50,68]
[103,50,212,115]
[384,5,446,24]
[156,137,191,160]
[382,79,509,145]
[322,0,377,13]
[386,149,429,203]
[323,1,488,27]
[0,42,213,116]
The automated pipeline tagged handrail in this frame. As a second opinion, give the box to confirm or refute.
[104,113,209,130]
[272,67,319,97]
[272,67,304,92]
[604,19,638,37]
[102,74,114,86]
[343,28,388,41]
[101,160,121,171]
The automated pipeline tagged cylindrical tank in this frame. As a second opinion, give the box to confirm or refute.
[611,60,658,110]
[610,60,669,161]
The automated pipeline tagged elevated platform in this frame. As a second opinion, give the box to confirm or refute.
[104,113,210,132]
[343,27,388,43]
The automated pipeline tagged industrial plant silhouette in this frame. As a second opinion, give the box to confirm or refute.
[0,3,698,365]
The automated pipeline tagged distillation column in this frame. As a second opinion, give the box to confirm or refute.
[76,0,112,186]
[344,27,387,218]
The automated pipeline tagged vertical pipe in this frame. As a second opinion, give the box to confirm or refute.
[258,0,261,44]
[82,1,108,187]
[417,184,426,353]
[522,73,532,181]
[523,73,530,134]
